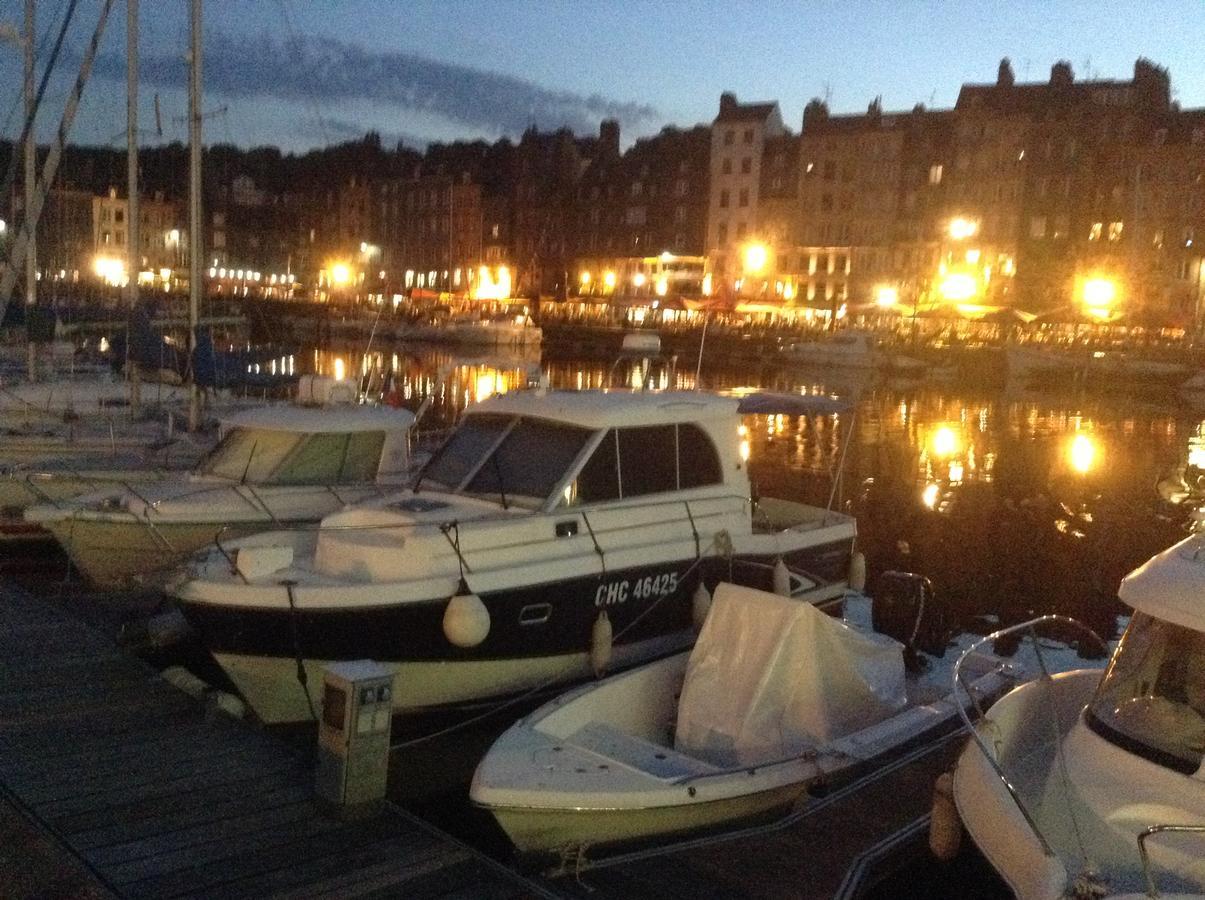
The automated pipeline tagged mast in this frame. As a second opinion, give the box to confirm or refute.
[126,0,140,413]
[187,0,202,431]
[24,0,35,380]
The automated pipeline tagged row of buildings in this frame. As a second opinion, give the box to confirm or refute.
[7,57,1205,323]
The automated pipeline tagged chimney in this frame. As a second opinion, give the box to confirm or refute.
[802,98,829,130]
[719,92,737,115]
[599,119,620,157]
[997,58,1015,88]
[1050,60,1074,87]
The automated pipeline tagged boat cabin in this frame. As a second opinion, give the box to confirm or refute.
[202,404,414,486]
[414,390,747,513]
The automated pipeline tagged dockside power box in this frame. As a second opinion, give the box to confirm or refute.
[315,660,395,817]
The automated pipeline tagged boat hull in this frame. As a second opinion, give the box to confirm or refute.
[42,518,266,589]
[180,535,855,724]
[488,781,805,855]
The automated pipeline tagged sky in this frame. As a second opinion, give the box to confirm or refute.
[2,0,1204,155]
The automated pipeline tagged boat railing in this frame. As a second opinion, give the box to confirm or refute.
[952,614,1108,859]
[1137,824,1205,898]
[207,492,756,578]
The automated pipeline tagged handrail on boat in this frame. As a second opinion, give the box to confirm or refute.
[1137,824,1205,898]
[952,614,1108,860]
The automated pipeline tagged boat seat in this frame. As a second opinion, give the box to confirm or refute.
[568,722,719,780]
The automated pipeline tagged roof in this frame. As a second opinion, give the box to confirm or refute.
[221,403,415,434]
[1117,535,1205,632]
[467,389,739,430]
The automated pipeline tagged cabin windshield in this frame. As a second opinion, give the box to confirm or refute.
[418,413,593,508]
[1087,612,1205,773]
[197,428,386,485]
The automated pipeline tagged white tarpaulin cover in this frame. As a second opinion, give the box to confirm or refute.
[674,583,907,767]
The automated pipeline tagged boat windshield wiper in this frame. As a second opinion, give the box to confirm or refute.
[491,450,509,510]
[240,440,259,485]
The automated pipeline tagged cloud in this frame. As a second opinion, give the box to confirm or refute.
[90,31,658,138]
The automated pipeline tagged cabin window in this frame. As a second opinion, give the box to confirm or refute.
[419,414,512,491]
[271,430,387,484]
[677,424,723,488]
[464,419,593,507]
[1087,612,1205,774]
[197,427,303,482]
[618,425,680,497]
[572,430,620,504]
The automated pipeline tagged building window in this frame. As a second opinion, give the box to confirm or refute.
[740,157,752,174]
[1029,216,1047,238]
[1108,221,1124,242]
[675,179,688,196]
[718,223,728,243]
[736,222,746,239]
[772,177,783,190]
[928,164,943,185]
[738,189,749,207]
[743,128,754,144]
[674,206,686,222]
[823,160,836,181]
[721,158,732,175]
[821,194,833,212]
[1089,222,1103,241]
[724,129,734,146]
[719,190,729,209]
[631,182,643,197]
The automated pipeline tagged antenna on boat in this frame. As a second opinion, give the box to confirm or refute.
[186,0,203,432]
[694,312,710,388]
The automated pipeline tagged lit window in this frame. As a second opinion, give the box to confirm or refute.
[1088,222,1103,241]
[1108,221,1124,242]
[929,164,943,185]
[1029,216,1047,239]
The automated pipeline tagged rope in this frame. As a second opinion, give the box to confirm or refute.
[283,580,317,722]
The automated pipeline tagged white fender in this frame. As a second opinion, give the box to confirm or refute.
[691,582,712,632]
[443,591,491,648]
[772,557,791,596]
[928,771,962,861]
[849,551,867,592]
[591,610,613,677]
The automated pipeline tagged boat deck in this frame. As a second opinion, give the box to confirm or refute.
[538,725,965,899]
[0,581,546,900]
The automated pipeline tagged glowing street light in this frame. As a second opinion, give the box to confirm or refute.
[742,241,769,274]
[330,263,351,286]
[932,425,959,458]
[632,272,647,288]
[603,271,617,290]
[875,284,899,307]
[1081,277,1117,309]
[579,271,591,286]
[948,217,979,240]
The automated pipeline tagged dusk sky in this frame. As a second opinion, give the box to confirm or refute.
[3,0,1205,154]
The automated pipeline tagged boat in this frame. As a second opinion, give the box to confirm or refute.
[469,580,1017,856]
[0,442,207,543]
[1003,344,1087,384]
[444,312,542,349]
[782,331,880,369]
[26,375,414,589]
[951,536,1205,899]
[1179,371,1205,408]
[167,388,859,725]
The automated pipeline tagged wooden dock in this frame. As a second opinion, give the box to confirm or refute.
[539,727,965,900]
[0,582,547,900]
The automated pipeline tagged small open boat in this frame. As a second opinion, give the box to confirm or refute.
[470,581,1016,856]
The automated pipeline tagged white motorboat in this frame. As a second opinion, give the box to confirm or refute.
[1003,344,1087,384]
[26,377,414,589]
[470,581,1017,856]
[445,313,542,349]
[168,388,859,725]
[951,536,1205,899]
[782,331,880,369]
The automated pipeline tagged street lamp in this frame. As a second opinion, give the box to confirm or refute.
[742,241,769,275]
[875,284,899,307]
[948,217,978,241]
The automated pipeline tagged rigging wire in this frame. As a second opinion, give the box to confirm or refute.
[272,0,330,147]
[0,0,81,275]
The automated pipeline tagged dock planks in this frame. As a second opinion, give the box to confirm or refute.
[0,582,545,900]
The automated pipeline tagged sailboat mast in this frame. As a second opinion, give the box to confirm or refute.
[126,0,138,312]
[126,0,141,413]
[24,0,36,380]
[187,0,202,431]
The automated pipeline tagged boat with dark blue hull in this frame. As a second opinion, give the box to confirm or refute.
[169,388,859,724]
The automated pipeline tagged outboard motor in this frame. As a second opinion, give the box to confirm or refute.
[871,571,951,670]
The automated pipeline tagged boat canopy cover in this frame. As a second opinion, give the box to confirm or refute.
[472,390,738,430]
[675,583,906,767]
[1119,534,1205,633]
[218,403,415,435]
